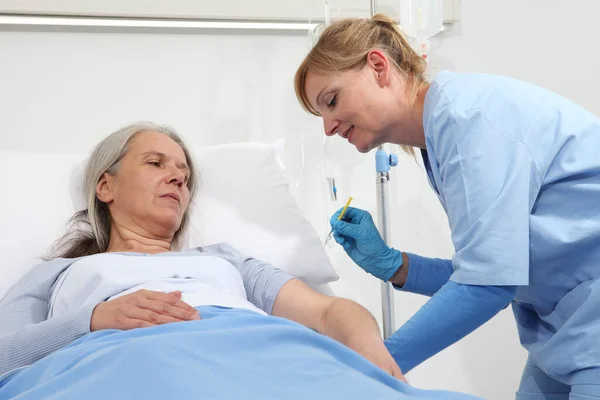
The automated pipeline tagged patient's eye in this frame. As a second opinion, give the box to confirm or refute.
[148,160,161,167]
[327,94,337,109]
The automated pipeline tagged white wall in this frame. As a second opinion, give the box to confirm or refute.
[1,1,599,398]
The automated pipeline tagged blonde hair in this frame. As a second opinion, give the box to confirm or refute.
[294,13,427,154]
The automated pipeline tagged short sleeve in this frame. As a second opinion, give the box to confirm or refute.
[204,244,294,314]
[434,108,540,286]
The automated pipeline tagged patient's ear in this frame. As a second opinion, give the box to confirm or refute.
[96,173,115,203]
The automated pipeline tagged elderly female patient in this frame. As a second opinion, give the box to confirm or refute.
[0,122,475,400]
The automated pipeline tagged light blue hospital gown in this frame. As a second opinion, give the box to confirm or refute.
[422,71,600,384]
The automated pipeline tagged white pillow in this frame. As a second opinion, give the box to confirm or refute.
[0,151,87,298]
[185,141,338,286]
[0,142,337,299]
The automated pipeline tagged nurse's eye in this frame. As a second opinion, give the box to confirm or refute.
[327,95,337,109]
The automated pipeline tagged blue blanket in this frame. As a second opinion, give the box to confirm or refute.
[0,307,479,399]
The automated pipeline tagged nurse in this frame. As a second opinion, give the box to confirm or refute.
[294,13,600,398]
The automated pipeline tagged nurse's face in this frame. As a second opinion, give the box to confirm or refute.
[304,52,407,153]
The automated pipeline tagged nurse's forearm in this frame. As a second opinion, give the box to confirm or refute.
[390,253,454,297]
[385,281,516,374]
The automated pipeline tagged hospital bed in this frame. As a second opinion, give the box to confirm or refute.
[0,143,479,400]
[0,5,446,398]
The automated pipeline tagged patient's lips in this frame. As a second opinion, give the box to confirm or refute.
[161,192,180,203]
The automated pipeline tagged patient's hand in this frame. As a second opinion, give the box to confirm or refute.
[90,289,200,331]
[272,279,407,383]
[348,334,406,382]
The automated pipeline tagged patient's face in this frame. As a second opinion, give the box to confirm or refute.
[98,131,191,239]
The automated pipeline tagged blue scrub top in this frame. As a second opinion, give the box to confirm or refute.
[422,71,600,382]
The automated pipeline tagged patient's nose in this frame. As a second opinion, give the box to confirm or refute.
[167,168,185,187]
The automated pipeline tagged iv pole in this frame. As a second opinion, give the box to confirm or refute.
[376,147,398,341]
[370,0,398,340]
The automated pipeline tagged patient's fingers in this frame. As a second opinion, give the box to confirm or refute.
[137,298,200,321]
[145,291,198,314]
[391,365,407,383]
[122,318,157,330]
[127,307,192,325]
[90,289,201,332]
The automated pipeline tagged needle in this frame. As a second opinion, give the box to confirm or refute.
[324,196,353,247]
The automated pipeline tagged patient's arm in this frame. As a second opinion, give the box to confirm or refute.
[0,258,96,376]
[272,279,406,382]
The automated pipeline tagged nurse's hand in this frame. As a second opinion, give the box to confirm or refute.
[330,207,403,282]
[90,289,200,332]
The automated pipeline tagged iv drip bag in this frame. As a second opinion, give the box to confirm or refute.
[399,0,444,41]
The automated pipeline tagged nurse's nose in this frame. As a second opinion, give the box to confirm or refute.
[323,117,339,137]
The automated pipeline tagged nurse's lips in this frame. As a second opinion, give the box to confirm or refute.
[339,125,354,142]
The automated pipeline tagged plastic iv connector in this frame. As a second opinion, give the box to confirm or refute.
[376,150,399,173]
[327,177,338,201]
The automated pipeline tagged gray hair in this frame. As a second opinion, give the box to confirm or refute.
[51,122,197,259]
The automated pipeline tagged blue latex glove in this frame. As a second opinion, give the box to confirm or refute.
[330,207,403,282]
